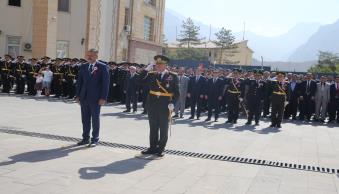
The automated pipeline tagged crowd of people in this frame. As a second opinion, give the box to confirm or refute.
[1,54,339,128]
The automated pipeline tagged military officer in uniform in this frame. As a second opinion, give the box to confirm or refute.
[139,55,179,157]
[225,69,243,124]
[270,72,289,128]
[14,56,27,94]
[0,54,13,93]
[242,70,265,125]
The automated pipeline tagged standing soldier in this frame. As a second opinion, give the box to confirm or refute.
[27,58,40,95]
[107,62,118,103]
[242,70,265,126]
[225,69,243,124]
[51,58,63,98]
[14,56,27,94]
[0,54,13,93]
[270,72,289,128]
[262,71,272,118]
[65,58,78,99]
[139,55,179,157]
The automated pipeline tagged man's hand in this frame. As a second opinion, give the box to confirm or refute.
[218,96,222,101]
[187,93,191,98]
[98,99,106,106]
[299,96,304,101]
[145,64,154,71]
[205,95,208,100]
[75,97,80,103]
[311,96,315,101]
[200,95,204,99]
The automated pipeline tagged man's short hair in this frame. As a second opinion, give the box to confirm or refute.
[88,48,99,54]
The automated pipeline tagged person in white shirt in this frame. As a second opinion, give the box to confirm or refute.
[34,73,43,97]
[40,66,53,96]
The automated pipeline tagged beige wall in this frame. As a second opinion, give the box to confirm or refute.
[57,0,88,58]
[211,41,253,65]
[0,0,33,58]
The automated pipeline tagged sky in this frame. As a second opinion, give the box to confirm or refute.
[166,0,339,37]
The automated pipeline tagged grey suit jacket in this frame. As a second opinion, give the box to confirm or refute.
[178,75,189,98]
[315,83,330,102]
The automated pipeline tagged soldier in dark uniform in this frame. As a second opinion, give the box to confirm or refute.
[270,72,289,128]
[0,54,13,93]
[225,69,243,124]
[27,58,40,95]
[117,62,129,104]
[139,55,179,157]
[14,56,27,94]
[205,69,224,122]
[51,58,63,98]
[65,58,78,99]
[262,71,272,118]
[242,70,265,125]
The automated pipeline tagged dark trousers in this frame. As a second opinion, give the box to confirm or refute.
[80,100,101,143]
[247,100,262,123]
[329,99,339,121]
[142,89,149,112]
[299,97,315,120]
[227,95,240,122]
[262,96,271,116]
[284,99,298,119]
[207,98,220,120]
[271,95,285,126]
[15,77,25,94]
[190,95,203,118]
[147,96,169,153]
[125,92,138,111]
[27,76,36,95]
[1,75,11,93]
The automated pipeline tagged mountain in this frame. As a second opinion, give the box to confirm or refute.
[239,23,320,61]
[252,59,316,72]
[289,20,339,62]
[164,9,321,62]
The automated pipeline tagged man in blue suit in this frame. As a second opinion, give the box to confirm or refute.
[75,49,110,147]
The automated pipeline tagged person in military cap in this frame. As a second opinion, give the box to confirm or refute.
[242,70,265,125]
[225,68,244,124]
[26,58,40,95]
[139,55,179,157]
[51,58,63,98]
[270,72,289,128]
[14,56,27,94]
[0,54,13,93]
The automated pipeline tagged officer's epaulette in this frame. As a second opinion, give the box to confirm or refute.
[148,71,157,74]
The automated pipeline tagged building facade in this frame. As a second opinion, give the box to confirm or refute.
[166,40,254,66]
[0,0,165,64]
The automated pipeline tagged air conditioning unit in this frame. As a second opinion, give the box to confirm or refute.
[23,43,32,51]
[124,25,131,33]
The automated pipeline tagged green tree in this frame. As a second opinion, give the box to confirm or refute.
[178,18,202,48]
[214,27,237,64]
[308,51,339,73]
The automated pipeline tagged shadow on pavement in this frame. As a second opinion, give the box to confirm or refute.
[78,157,152,180]
[0,145,87,166]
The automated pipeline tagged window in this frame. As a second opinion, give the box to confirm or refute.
[6,36,21,58]
[144,0,156,6]
[56,41,69,58]
[58,0,70,12]
[8,0,21,7]
[124,8,130,26]
[144,16,154,41]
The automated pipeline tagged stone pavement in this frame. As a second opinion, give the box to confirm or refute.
[0,94,339,194]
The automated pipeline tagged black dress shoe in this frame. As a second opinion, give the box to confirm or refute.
[269,124,275,128]
[189,116,194,120]
[255,122,259,126]
[141,111,147,115]
[245,122,251,125]
[156,152,165,157]
[123,110,131,113]
[233,120,237,124]
[141,149,155,155]
[214,119,218,122]
[226,120,233,123]
[77,140,89,146]
[180,115,184,118]
[196,117,200,120]
[205,118,211,122]
[276,124,282,128]
[172,115,179,118]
